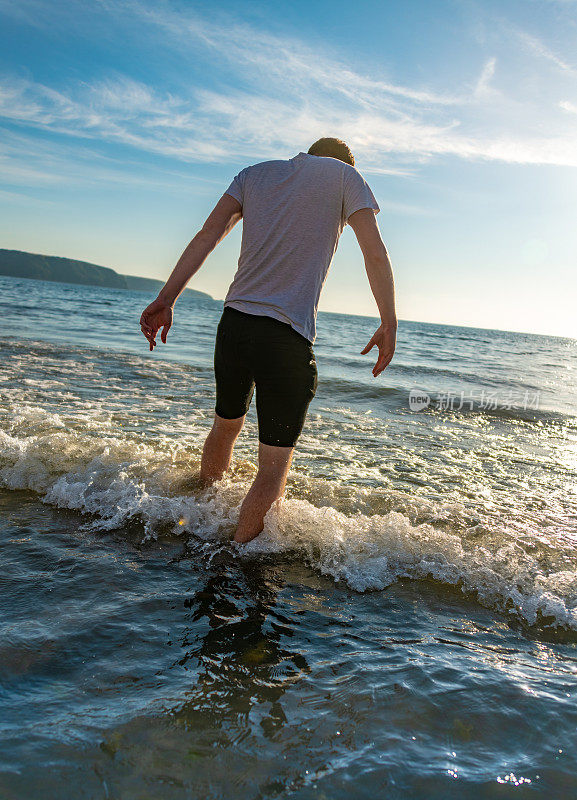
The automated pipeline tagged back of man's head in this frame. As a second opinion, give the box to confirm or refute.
[307,137,355,166]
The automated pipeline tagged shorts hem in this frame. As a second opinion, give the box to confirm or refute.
[215,407,248,420]
[258,437,298,448]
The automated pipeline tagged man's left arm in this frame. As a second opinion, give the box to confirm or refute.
[140,194,242,351]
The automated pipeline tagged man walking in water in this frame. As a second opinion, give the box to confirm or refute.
[140,138,397,543]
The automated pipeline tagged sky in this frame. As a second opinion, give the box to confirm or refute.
[1,0,576,337]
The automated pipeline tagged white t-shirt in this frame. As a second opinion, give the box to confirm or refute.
[223,151,380,342]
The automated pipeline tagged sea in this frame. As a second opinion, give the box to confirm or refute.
[1,273,577,799]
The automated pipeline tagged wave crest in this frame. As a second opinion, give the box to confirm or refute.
[2,406,577,631]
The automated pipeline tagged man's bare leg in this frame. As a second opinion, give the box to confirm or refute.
[199,413,245,486]
[234,442,294,543]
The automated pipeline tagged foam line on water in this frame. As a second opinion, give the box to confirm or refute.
[1,406,577,631]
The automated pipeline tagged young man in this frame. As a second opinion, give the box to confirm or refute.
[140,137,397,543]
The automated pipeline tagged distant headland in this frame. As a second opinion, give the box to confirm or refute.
[0,249,214,301]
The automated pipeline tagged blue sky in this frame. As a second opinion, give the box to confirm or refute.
[1,0,576,336]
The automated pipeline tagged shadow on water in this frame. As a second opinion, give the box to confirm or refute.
[87,551,324,800]
[169,555,311,741]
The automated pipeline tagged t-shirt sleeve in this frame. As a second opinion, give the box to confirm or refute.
[342,168,380,225]
[224,167,247,205]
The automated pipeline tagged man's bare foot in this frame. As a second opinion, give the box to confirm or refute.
[171,471,212,494]
[233,526,263,544]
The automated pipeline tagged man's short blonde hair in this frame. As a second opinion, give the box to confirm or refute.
[307,137,355,166]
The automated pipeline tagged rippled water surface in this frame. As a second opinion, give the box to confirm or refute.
[2,275,577,798]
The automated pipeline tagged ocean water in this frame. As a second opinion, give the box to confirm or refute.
[2,273,577,798]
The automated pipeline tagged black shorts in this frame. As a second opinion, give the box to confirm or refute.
[214,306,318,447]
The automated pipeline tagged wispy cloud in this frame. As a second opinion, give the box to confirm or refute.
[137,2,463,110]
[516,30,577,75]
[473,58,499,99]
[0,127,222,193]
[1,0,577,184]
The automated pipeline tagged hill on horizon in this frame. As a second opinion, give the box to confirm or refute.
[0,248,214,301]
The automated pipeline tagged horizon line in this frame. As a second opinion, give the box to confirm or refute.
[2,245,575,342]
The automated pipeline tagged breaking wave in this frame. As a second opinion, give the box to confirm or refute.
[2,405,577,632]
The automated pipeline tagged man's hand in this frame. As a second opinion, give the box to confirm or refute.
[140,298,173,351]
[361,321,397,377]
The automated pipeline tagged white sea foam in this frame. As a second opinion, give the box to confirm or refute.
[2,406,577,631]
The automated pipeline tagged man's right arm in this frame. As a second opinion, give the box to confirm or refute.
[139,193,242,351]
[348,208,397,377]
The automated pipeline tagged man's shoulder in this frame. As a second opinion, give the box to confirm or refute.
[341,161,366,179]
[305,156,365,184]
[241,156,292,173]
[236,153,364,184]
